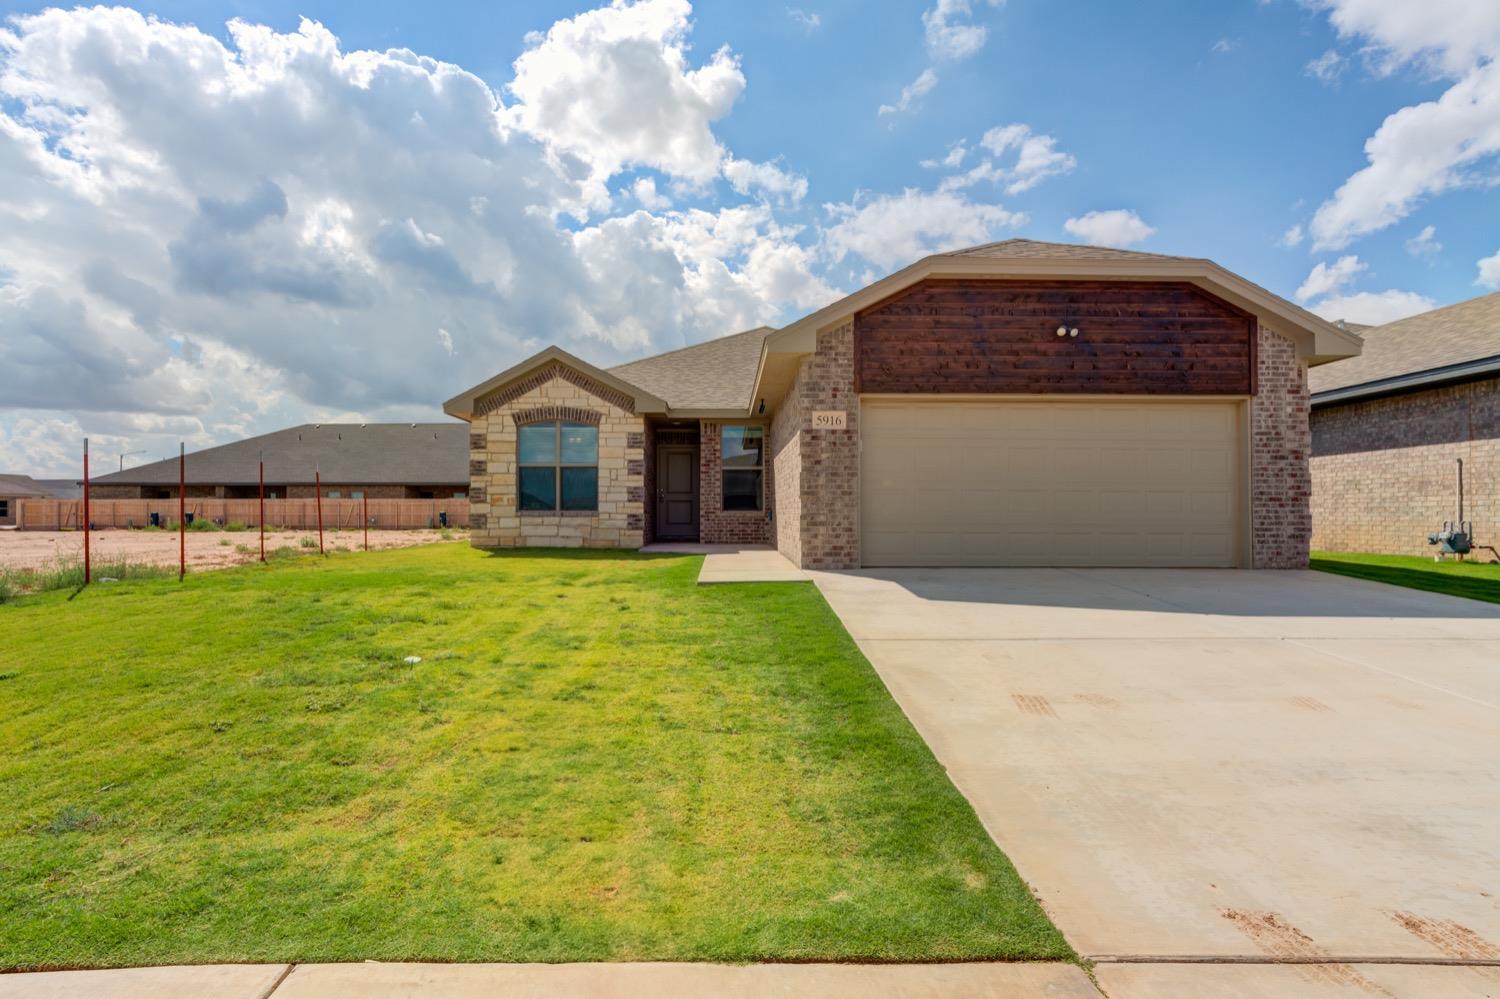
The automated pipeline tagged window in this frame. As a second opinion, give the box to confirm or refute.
[0,500,8,519]
[721,425,763,511]
[518,421,598,512]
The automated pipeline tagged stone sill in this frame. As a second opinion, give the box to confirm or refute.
[518,510,599,518]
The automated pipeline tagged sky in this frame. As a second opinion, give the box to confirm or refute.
[1,0,1497,476]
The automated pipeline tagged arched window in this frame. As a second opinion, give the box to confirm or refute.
[518,421,598,511]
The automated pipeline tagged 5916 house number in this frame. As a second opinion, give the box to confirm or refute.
[812,410,847,429]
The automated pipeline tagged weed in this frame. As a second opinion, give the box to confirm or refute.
[45,805,102,834]
[299,537,318,549]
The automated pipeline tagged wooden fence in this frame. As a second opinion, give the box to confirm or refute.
[18,498,470,532]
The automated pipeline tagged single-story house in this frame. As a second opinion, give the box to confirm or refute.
[88,423,469,500]
[1310,291,1500,555]
[0,474,73,526]
[444,239,1362,569]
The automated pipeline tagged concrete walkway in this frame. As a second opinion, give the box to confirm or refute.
[812,566,1500,996]
[641,542,810,583]
[0,961,1096,998]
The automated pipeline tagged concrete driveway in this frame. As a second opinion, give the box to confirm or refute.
[813,568,1500,990]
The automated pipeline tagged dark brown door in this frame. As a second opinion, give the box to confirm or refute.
[655,445,699,541]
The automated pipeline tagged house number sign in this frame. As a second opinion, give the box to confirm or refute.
[812,410,847,429]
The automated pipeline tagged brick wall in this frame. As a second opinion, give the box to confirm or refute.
[1311,377,1499,556]
[699,420,773,544]
[771,378,804,566]
[1251,325,1312,568]
[773,322,860,569]
[466,368,645,548]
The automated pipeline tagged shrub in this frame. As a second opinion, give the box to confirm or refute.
[299,537,318,549]
[223,522,250,532]
[186,518,220,532]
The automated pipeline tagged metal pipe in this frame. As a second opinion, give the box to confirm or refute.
[363,493,369,552]
[315,466,325,555]
[259,453,266,563]
[178,442,185,581]
[83,438,91,586]
[1457,458,1464,525]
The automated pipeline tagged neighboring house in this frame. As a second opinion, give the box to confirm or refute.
[445,239,1360,569]
[87,423,469,500]
[0,475,71,526]
[1310,291,1500,556]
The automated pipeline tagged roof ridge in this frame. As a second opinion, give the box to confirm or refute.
[610,325,775,370]
[1361,289,1500,332]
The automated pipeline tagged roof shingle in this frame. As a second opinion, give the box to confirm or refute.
[1309,291,1500,396]
[89,424,468,487]
[609,326,774,411]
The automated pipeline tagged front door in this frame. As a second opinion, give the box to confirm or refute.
[655,445,699,541]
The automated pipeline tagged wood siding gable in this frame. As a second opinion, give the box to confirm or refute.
[854,279,1256,396]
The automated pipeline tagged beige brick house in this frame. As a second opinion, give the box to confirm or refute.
[445,240,1361,569]
[1311,291,1500,556]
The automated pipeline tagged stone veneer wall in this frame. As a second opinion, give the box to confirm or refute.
[699,420,773,545]
[772,322,860,569]
[466,369,645,548]
[1250,325,1312,568]
[1311,377,1498,556]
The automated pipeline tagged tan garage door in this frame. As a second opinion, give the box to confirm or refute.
[861,399,1244,567]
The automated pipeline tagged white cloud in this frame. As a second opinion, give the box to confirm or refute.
[879,68,938,116]
[1062,209,1156,248]
[881,0,1000,114]
[1405,224,1441,256]
[1305,49,1345,83]
[923,0,999,61]
[935,124,1075,194]
[1306,289,1437,325]
[722,156,808,204]
[0,5,834,475]
[822,189,1024,270]
[1295,255,1367,302]
[1211,38,1236,54]
[505,0,746,206]
[786,7,820,31]
[631,176,671,210]
[1478,249,1500,288]
[1306,2,1500,249]
[1280,223,1305,247]
[920,142,968,169]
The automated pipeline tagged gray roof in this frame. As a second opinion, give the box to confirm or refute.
[609,326,774,411]
[1309,291,1500,397]
[0,474,61,498]
[90,423,468,487]
[940,238,1193,262]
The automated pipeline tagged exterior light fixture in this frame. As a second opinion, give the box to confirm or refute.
[1069,328,1080,337]
[1056,326,1068,337]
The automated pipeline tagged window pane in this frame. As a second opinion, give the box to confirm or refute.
[518,423,557,464]
[721,425,764,468]
[560,422,598,464]
[561,467,598,511]
[518,467,557,510]
[722,469,762,510]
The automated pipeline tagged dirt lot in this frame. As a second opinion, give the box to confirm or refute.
[0,528,467,573]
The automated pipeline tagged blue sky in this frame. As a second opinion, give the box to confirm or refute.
[0,0,1497,472]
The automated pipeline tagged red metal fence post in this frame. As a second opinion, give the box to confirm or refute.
[178,442,185,582]
[363,493,369,552]
[315,466,325,555]
[82,438,91,585]
[259,453,266,563]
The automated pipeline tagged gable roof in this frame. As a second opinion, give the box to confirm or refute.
[766,238,1362,368]
[443,345,668,421]
[89,424,468,487]
[1309,291,1500,403]
[608,326,774,412]
[941,238,1191,262]
[0,474,59,498]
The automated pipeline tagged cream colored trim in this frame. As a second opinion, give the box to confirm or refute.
[767,254,1363,365]
[857,392,1254,403]
[443,346,668,421]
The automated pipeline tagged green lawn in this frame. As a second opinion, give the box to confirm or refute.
[1311,551,1500,605]
[0,545,1069,969]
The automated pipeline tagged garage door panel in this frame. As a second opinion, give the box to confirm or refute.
[862,400,1242,567]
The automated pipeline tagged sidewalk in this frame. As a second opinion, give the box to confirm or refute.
[0,962,1096,998]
